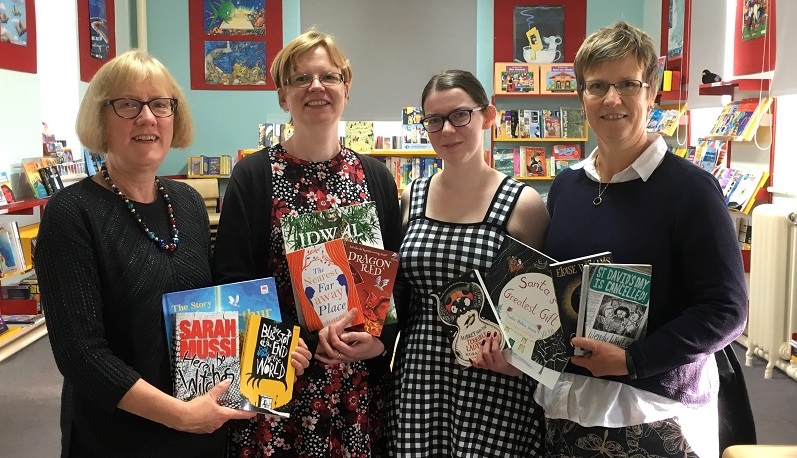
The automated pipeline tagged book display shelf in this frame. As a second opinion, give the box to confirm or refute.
[0,198,46,361]
[491,63,588,193]
[365,149,439,195]
[699,80,775,273]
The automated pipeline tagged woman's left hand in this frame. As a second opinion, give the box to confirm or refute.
[471,332,523,376]
[569,336,629,377]
[315,308,386,365]
[291,338,312,377]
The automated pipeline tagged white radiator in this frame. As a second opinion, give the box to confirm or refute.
[745,204,797,381]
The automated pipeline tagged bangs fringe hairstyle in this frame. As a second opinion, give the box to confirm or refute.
[420,69,490,113]
[573,21,659,100]
[76,49,194,153]
[270,27,352,92]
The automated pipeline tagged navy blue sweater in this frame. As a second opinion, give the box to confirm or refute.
[545,153,747,406]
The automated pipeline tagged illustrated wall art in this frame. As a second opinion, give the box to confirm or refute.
[189,0,282,90]
[513,5,565,64]
[494,0,585,65]
[0,0,36,73]
[77,0,116,82]
[742,0,768,41]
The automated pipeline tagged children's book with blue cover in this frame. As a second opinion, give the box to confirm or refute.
[162,277,282,360]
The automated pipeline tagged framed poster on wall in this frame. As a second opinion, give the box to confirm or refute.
[77,0,116,82]
[512,5,565,64]
[494,0,585,65]
[0,0,37,73]
[189,0,282,90]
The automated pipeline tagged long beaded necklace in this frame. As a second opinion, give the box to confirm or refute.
[101,165,179,252]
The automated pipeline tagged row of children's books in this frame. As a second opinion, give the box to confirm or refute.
[493,144,582,178]
[646,104,687,136]
[707,97,772,141]
[187,155,234,177]
[432,235,650,389]
[494,108,585,140]
[494,63,579,96]
[376,156,443,190]
[671,142,768,214]
[162,202,400,416]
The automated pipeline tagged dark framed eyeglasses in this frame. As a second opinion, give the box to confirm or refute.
[420,107,486,133]
[285,72,345,88]
[105,97,178,119]
[582,79,650,97]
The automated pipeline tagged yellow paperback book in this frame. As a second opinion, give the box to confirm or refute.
[239,315,300,417]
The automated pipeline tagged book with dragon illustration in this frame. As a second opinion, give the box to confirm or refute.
[481,236,566,388]
[344,241,400,337]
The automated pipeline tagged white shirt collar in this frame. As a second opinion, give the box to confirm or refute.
[573,133,668,183]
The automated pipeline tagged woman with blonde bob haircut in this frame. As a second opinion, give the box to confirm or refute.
[37,49,312,457]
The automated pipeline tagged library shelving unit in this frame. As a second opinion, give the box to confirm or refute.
[365,149,438,195]
[0,198,48,362]
[491,63,588,195]
[699,79,775,273]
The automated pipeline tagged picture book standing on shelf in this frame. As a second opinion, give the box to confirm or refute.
[433,269,505,367]
[548,252,612,356]
[481,236,567,388]
[240,315,300,417]
[574,264,652,356]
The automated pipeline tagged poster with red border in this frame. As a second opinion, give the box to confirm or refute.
[188,0,282,91]
[493,0,586,65]
[0,0,37,74]
[734,0,775,76]
[77,0,116,82]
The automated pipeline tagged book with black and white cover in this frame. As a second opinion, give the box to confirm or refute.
[481,236,567,388]
[432,269,505,367]
[574,263,652,356]
[548,252,613,357]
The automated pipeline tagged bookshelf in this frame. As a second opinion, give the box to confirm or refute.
[0,318,47,363]
[698,80,775,273]
[491,63,588,192]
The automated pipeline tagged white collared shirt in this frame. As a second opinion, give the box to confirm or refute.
[538,133,719,457]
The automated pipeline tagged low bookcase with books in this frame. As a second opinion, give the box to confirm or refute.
[365,149,440,194]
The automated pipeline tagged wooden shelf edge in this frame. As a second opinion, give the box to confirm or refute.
[0,320,47,363]
[366,150,437,157]
[514,176,555,181]
[493,137,587,142]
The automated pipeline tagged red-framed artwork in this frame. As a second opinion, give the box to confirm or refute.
[734,0,775,76]
[494,0,586,65]
[77,0,117,82]
[0,0,37,73]
[188,0,282,90]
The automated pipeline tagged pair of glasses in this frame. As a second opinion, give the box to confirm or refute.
[582,80,650,97]
[420,107,485,133]
[105,98,178,119]
[285,72,345,88]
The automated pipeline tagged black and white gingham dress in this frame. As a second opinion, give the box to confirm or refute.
[387,175,545,457]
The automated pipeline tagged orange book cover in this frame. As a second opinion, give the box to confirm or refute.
[286,238,364,331]
[344,241,400,337]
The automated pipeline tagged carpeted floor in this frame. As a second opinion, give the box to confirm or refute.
[0,337,795,456]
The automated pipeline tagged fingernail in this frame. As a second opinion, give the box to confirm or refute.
[480,339,485,346]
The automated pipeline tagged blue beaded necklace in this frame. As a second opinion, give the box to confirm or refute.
[101,165,179,252]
